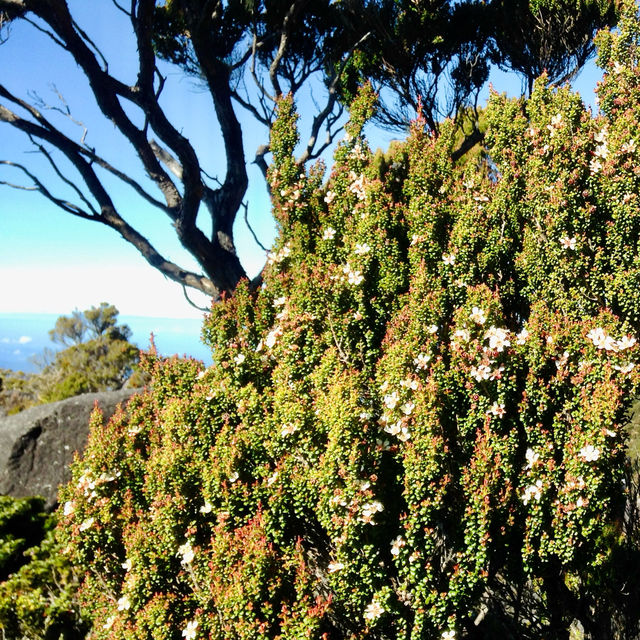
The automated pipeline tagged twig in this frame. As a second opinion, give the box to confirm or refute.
[242,200,268,252]
[182,284,210,313]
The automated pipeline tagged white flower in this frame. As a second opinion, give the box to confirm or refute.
[521,479,543,505]
[348,269,364,286]
[361,500,384,523]
[555,351,570,369]
[328,561,344,573]
[265,326,282,349]
[594,142,609,160]
[516,329,529,345]
[323,227,336,240]
[551,113,563,127]
[590,158,602,174]
[228,471,239,483]
[400,377,418,390]
[400,402,415,416]
[182,619,199,640]
[442,253,456,266]
[63,501,75,516]
[485,326,511,352]
[384,420,402,436]
[234,353,246,365]
[79,517,94,532]
[349,173,367,200]
[414,353,431,370]
[391,535,406,556]
[178,540,195,565]
[117,595,131,611]
[273,296,286,307]
[383,391,400,410]
[470,306,487,325]
[470,364,492,382]
[525,448,539,470]
[579,444,600,462]
[613,362,635,373]
[442,631,456,640]
[128,424,143,436]
[354,242,371,255]
[267,243,291,265]
[281,423,299,437]
[622,139,637,154]
[428,324,439,334]
[560,236,576,250]
[103,615,116,630]
[199,501,213,514]
[122,558,132,571]
[267,471,279,486]
[594,127,608,144]
[324,190,336,204]
[397,426,412,442]
[364,599,384,620]
[613,60,624,74]
[617,335,637,351]
[489,402,506,417]
[453,329,470,343]
[587,327,617,351]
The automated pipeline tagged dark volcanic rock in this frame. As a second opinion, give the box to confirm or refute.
[0,389,138,510]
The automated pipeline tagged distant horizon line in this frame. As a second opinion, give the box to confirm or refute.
[0,311,208,321]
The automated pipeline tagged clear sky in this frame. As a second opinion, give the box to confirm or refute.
[0,2,603,320]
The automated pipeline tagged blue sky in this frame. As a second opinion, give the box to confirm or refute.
[0,2,603,319]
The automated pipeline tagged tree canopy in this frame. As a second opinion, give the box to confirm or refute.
[0,0,619,304]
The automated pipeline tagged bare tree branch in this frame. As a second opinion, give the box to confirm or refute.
[242,201,269,253]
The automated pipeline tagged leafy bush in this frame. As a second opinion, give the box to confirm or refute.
[0,496,88,639]
[58,6,640,639]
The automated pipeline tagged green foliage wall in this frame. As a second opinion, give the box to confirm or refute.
[57,8,640,639]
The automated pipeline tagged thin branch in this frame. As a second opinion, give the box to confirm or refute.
[230,89,271,126]
[242,201,268,252]
[110,0,131,17]
[22,15,65,47]
[35,140,100,216]
[0,159,96,219]
[182,284,210,313]
[71,18,109,72]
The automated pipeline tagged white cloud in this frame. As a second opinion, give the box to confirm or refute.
[18,336,32,344]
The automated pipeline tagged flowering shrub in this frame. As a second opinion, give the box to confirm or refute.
[58,7,640,638]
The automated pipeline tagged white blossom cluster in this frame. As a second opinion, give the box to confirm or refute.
[587,327,636,352]
[267,242,291,265]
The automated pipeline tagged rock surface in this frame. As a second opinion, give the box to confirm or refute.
[0,389,138,510]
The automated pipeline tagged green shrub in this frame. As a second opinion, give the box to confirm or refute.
[0,496,88,639]
[57,6,640,638]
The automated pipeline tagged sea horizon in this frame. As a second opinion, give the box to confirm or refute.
[0,312,212,373]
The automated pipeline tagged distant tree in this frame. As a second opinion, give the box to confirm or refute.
[0,0,619,304]
[37,303,139,403]
[0,303,140,413]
